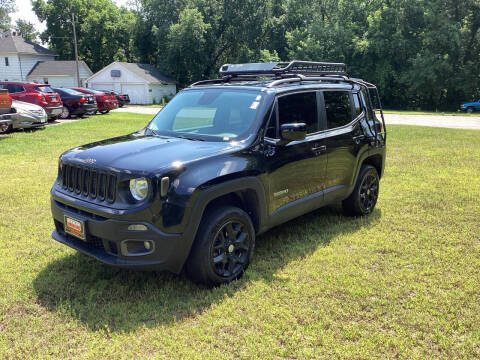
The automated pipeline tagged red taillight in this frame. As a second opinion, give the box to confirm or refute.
[35,92,47,104]
[79,96,86,103]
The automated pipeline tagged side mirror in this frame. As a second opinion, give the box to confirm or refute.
[280,123,307,143]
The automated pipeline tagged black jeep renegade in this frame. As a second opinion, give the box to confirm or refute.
[50,61,386,286]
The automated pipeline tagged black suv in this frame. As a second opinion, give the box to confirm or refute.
[50,61,386,286]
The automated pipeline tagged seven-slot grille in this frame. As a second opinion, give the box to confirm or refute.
[60,163,117,203]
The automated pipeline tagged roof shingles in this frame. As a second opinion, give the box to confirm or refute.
[27,60,91,77]
[0,35,57,56]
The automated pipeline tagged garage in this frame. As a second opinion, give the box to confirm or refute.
[86,62,176,104]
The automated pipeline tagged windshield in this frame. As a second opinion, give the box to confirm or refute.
[148,89,264,141]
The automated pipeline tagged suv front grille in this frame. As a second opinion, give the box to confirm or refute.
[60,163,117,203]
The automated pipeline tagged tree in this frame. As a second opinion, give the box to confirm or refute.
[0,0,14,32]
[14,19,39,41]
[32,0,137,72]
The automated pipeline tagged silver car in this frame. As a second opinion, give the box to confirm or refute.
[9,100,48,131]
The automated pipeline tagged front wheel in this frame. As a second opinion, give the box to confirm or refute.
[467,107,474,113]
[186,206,255,287]
[0,123,12,134]
[343,165,380,216]
[100,110,110,114]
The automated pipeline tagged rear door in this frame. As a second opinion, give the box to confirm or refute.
[265,91,328,216]
[321,90,365,202]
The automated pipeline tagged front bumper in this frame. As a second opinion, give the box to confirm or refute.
[51,197,187,273]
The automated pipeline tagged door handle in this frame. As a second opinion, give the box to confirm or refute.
[353,135,365,144]
[311,144,326,154]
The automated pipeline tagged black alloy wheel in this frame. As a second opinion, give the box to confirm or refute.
[342,164,380,216]
[358,172,379,213]
[186,206,255,286]
[210,220,250,278]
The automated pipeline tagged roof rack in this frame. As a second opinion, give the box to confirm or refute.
[219,60,347,77]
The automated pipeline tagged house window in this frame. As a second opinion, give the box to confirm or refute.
[4,57,8,66]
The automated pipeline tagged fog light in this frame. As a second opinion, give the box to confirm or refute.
[128,224,148,231]
[144,241,151,250]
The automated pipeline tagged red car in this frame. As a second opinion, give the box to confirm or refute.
[0,82,63,119]
[71,88,118,114]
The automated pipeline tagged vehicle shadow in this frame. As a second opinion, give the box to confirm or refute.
[33,205,381,333]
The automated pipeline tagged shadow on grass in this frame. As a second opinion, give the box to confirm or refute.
[33,205,381,333]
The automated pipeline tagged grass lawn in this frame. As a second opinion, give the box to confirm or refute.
[382,109,480,117]
[0,112,479,359]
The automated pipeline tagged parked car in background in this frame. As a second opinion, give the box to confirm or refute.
[53,88,97,119]
[101,90,130,107]
[0,82,62,120]
[6,100,48,131]
[71,88,118,114]
[460,100,480,113]
[0,88,12,133]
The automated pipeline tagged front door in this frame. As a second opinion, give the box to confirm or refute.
[264,91,328,217]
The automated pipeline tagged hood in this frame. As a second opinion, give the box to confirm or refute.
[61,133,243,174]
[12,100,44,111]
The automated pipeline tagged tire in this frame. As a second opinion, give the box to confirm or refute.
[119,104,124,108]
[100,110,110,114]
[342,165,380,216]
[60,106,70,119]
[467,107,474,113]
[0,123,12,134]
[185,206,255,287]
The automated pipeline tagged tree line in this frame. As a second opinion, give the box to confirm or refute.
[11,0,480,110]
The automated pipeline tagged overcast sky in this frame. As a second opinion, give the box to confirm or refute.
[11,0,130,33]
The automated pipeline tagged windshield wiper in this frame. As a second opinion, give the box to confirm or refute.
[176,134,205,141]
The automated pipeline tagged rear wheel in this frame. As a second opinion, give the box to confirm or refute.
[60,106,70,119]
[100,110,110,114]
[186,206,255,287]
[343,165,379,216]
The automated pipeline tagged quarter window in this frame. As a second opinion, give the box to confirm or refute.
[324,91,353,129]
[353,93,362,116]
[5,57,8,66]
[278,92,318,134]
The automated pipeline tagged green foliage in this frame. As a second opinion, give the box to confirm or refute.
[0,0,14,32]
[32,0,136,72]
[31,0,480,109]
[14,19,39,41]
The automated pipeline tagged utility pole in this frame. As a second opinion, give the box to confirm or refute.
[71,13,81,87]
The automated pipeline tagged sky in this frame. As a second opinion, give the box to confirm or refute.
[11,0,130,34]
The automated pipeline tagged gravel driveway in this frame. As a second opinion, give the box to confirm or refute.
[117,106,480,130]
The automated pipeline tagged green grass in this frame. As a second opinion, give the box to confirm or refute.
[382,109,480,117]
[1,113,479,359]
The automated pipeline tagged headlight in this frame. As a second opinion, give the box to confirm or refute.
[129,178,149,201]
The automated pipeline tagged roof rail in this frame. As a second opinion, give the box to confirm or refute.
[219,60,347,77]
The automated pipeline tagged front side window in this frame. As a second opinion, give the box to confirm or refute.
[278,92,318,134]
[148,89,264,141]
[324,91,353,129]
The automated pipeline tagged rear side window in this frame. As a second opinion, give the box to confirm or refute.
[278,92,318,134]
[35,86,54,93]
[324,91,353,129]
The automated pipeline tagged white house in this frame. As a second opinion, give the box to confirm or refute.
[0,33,57,81]
[86,62,176,104]
[27,60,93,87]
